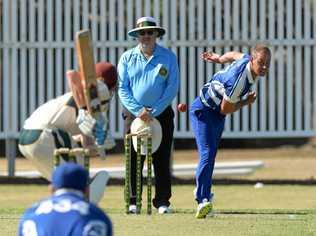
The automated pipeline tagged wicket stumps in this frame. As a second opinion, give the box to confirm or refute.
[53,147,90,172]
[124,133,153,215]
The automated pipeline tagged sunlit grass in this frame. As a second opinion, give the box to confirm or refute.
[1,185,316,236]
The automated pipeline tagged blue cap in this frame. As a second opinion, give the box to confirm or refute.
[52,163,89,191]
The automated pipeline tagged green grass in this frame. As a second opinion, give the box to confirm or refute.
[1,185,316,236]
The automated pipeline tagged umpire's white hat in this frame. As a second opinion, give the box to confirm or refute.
[130,117,162,155]
[128,16,166,38]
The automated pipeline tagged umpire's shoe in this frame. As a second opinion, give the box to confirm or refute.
[128,205,137,214]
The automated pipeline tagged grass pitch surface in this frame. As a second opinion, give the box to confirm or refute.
[1,185,315,236]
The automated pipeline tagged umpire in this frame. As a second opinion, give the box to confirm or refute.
[118,16,179,214]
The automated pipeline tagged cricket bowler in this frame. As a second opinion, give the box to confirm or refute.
[190,44,271,218]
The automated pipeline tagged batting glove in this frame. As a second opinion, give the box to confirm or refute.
[76,109,96,137]
[93,117,107,145]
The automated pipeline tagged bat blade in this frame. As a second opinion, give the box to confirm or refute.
[75,29,100,118]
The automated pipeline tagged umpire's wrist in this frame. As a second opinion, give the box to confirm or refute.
[144,107,153,115]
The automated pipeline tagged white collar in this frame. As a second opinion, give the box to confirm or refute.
[54,188,85,198]
[246,62,255,84]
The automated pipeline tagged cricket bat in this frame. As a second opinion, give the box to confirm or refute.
[75,29,106,158]
[75,29,101,119]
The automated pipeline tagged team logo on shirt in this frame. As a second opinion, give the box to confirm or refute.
[83,220,107,236]
[158,66,168,78]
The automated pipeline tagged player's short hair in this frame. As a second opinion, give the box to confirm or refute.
[251,44,271,58]
[95,62,118,90]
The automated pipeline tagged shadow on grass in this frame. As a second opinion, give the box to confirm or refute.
[170,209,311,216]
[215,210,309,215]
[2,177,316,185]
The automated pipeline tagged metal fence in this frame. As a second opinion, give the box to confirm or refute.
[1,0,316,142]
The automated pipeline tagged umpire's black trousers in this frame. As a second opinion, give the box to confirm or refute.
[122,106,174,208]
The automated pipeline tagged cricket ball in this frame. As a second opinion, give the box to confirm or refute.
[177,103,187,112]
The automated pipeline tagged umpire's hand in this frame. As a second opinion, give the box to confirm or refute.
[138,108,152,122]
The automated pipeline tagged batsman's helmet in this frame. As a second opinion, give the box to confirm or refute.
[95,62,118,90]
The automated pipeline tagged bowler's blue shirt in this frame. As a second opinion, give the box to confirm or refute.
[18,189,112,236]
[200,54,255,110]
[118,44,179,117]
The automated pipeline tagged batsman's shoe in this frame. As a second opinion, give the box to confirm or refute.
[128,205,137,214]
[158,205,172,214]
[89,170,110,204]
[195,200,212,219]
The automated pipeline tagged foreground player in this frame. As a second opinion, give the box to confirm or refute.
[18,163,112,236]
[190,44,271,218]
[18,62,117,201]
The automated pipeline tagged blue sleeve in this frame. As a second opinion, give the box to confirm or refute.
[17,208,38,236]
[117,53,144,116]
[17,215,25,236]
[151,53,179,116]
[223,55,250,100]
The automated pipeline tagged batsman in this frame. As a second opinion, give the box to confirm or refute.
[18,31,117,203]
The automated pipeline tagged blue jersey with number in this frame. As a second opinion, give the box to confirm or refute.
[199,54,255,111]
[18,189,112,236]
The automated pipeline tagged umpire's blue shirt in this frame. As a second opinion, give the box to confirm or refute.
[200,54,255,111]
[18,189,112,236]
[118,44,179,117]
